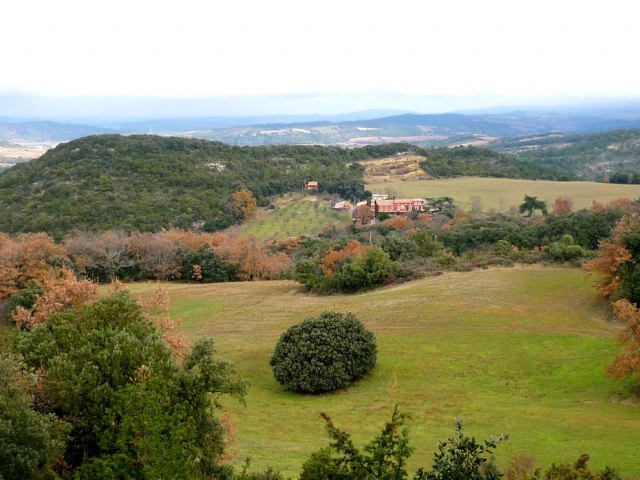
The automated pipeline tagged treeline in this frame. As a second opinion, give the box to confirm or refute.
[494,128,640,181]
[417,145,568,180]
[1,199,635,302]
[0,230,292,303]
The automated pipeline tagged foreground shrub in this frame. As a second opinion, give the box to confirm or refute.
[269,311,377,393]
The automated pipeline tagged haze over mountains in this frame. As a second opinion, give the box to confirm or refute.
[2,102,640,145]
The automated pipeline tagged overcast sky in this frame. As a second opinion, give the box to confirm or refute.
[2,0,640,116]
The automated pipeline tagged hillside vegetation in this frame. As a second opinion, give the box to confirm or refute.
[127,268,640,477]
[0,136,567,238]
[492,128,640,181]
[0,135,373,238]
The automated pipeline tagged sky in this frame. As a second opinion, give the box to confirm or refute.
[2,0,640,117]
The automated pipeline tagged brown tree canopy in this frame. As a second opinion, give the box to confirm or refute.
[0,233,69,299]
[551,196,573,215]
[583,214,638,301]
[606,299,640,380]
[231,189,257,220]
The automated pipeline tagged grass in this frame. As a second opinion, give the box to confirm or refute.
[125,267,640,477]
[367,177,640,212]
[239,196,350,239]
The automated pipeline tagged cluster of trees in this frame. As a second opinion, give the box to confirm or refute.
[579,211,640,408]
[1,285,249,479]
[494,128,640,181]
[418,146,567,180]
[0,230,293,308]
[606,172,640,184]
[293,199,635,293]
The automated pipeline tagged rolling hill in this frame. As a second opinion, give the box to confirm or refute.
[0,135,371,238]
[0,136,566,238]
[492,128,640,181]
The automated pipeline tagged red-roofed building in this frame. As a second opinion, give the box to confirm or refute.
[373,198,425,214]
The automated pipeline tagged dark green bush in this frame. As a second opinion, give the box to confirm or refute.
[269,311,377,393]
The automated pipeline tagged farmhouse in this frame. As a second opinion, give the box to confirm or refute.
[305,181,318,190]
[373,198,425,214]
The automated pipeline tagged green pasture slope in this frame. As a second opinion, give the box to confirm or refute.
[239,197,350,239]
[127,268,640,477]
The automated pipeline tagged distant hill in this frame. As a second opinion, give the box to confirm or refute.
[188,111,640,147]
[0,135,567,238]
[491,128,640,181]
[0,121,115,143]
[0,135,378,238]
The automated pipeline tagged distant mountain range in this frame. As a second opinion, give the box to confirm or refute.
[2,106,640,146]
[0,121,115,143]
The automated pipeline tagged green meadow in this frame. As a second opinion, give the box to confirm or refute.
[368,177,640,212]
[126,267,640,477]
[239,196,350,239]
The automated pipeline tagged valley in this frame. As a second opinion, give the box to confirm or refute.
[127,268,640,477]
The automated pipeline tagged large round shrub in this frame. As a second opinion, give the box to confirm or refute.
[269,311,377,393]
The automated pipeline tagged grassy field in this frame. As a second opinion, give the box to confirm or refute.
[367,177,640,212]
[126,267,640,477]
[238,196,350,239]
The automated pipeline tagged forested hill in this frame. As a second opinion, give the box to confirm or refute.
[491,128,640,181]
[0,135,565,238]
[417,145,567,180]
[0,135,377,238]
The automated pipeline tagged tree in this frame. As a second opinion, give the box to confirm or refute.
[270,311,377,393]
[127,231,180,280]
[300,406,413,480]
[414,418,506,480]
[14,291,248,477]
[552,196,573,215]
[231,189,258,220]
[519,195,547,217]
[583,214,640,302]
[355,207,375,225]
[337,247,394,292]
[0,354,70,480]
[605,299,640,382]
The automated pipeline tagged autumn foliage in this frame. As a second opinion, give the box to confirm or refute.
[551,196,573,215]
[12,270,99,329]
[322,240,369,275]
[382,216,415,230]
[583,214,638,301]
[0,233,69,299]
[231,189,257,219]
[606,299,640,380]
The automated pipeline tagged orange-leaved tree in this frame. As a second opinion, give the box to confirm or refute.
[0,232,70,299]
[583,213,640,302]
[322,239,369,275]
[382,216,414,230]
[138,285,188,358]
[12,269,99,329]
[606,299,640,381]
[231,189,257,220]
[552,196,573,215]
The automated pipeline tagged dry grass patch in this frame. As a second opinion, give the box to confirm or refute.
[367,177,640,212]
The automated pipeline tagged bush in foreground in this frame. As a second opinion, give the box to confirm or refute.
[269,311,377,393]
